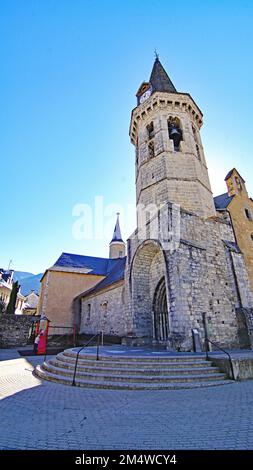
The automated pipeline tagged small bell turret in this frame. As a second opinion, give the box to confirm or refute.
[109,213,126,259]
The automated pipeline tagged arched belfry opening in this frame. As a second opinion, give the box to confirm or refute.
[131,240,170,344]
[153,277,169,342]
[168,116,183,151]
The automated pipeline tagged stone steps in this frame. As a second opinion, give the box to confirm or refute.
[62,349,206,363]
[50,358,220,376]
[42,361,226,383]
[35,365,232,390]
[55,352,214,369]
[34,347,233,390]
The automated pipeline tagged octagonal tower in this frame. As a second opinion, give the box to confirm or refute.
[129,57,216,221]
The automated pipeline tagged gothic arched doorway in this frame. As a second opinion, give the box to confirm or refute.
[131,240,169,341]
[153,277,169,342]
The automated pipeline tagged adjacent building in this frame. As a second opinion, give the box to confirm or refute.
[214,168,253,293]
[0,269,26,314]
[36,248,124,331]
[22,290,40,315]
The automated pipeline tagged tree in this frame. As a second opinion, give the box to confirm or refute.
[6,281,20,315]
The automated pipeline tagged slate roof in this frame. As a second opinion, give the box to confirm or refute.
[1,273,10,282]
[0,269,12,283]
[88,257,126,294]
[74,256,126,300]
[213,193,234,210]
[149,58,177,94]
[53,252,121,276]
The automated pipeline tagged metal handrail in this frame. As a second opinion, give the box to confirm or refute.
[43,325,76,362]
[72,332,101,386]
[205,337,235,381]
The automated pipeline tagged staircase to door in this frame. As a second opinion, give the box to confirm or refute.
[34,347,233,390]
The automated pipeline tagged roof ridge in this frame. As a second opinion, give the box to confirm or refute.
[60,252,110,262]
[213,192,229,199]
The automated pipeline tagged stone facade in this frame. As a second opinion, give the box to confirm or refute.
[79,202,253,350]
[122,204,253,350]
[80,282,125,337]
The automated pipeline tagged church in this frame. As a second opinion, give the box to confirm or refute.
[38,57,253,352]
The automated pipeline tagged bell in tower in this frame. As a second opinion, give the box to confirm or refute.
[168,122,183,151]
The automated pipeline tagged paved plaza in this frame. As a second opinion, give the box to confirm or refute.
[0,348,253,450]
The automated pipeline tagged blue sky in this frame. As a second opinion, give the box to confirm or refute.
[1,0,253,274]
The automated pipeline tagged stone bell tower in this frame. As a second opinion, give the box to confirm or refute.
[129,57,216,220]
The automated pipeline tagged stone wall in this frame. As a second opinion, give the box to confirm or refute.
[76,199,253,351]
[0,314,36,347]
[210,355,253,380]
[124,202,253,351]
[80,282,125,337]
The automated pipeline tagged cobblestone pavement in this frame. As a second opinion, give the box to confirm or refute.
[0,351,253,450]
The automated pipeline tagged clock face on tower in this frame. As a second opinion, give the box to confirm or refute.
[139,87,152,104]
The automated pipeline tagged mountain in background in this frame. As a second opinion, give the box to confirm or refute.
[13,271,43,296]
[13,271,34,282]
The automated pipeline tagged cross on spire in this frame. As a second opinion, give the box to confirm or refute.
[154,49,159,60]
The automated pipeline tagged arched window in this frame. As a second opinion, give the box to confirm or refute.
[245,208,252,221]
[168,117,183,151]
[147,122,154,140]
[146,122,155,159]
[251,234,253,241]
[135,136,139,165]
[235,176,242,191]
[135,147,138,165]
[148,141,155,159]
[87,304,91,322]
[192,125,197,140]
[192,125,201,160]
[196,144,201,160]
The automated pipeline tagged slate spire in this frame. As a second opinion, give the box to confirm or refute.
[110,213,123,243]
[149,57,177,94]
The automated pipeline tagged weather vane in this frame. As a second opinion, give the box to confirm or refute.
[154,49,159,59]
